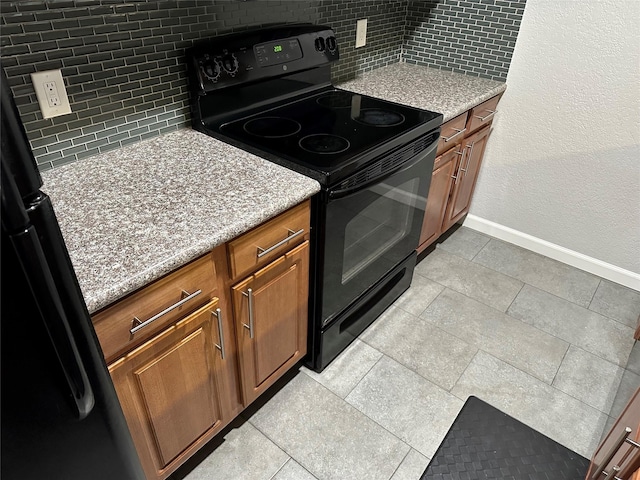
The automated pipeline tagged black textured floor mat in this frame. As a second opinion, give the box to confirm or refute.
[421,396,590,479]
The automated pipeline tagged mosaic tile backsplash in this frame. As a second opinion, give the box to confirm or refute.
[404,0,525,80]
[0,0,525,171]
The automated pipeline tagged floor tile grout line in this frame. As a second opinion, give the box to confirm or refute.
[339,354,461,461]
[549,342,570,388]
[587,278,603,311]
[267,457,294,480]
[295,363,416,464]
[460,349,612,423]
[503,283,635,367]
[448,234,604,310]
[341,346,385,400]
[448,350,610,456]
[504,281,525,313]
[547,348,627,417]
[416,286,568,388]
[386,448,413,480]
[448,349,481,395]
[393,283,446,318]
[449,349,482,402]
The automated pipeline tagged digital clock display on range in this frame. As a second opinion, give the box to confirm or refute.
[254,39,302,67]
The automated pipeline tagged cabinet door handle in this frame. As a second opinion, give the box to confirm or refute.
[212,308,225,359]
[441,127,466,142]
[461,143,475,177]
[242,288,255,339]
[257,228,304,258]
[130,289,202,334]
[590,427,632,480]
[451,149,466,184]
[474,109,496,122]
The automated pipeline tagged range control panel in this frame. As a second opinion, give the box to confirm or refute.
[187,25,339,94]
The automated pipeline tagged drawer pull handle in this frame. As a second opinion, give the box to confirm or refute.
[256,228,304,258]
[451,149,466,184]
[130,289,202,334]
[242,288,255,339]
[474,109,496,122]
[441,128,466,142]
[461,143,475,176]
[212,308,225,359]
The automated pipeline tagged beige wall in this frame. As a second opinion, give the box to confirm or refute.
[468,0,640,282]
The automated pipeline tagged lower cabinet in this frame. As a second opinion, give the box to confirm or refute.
[419,147,459,247]
[231,240,309,405]
[109,299,236,479]
[587,387,640,479]
[442,124,491,230]
[96,201,311,480]
[418,94,501,253]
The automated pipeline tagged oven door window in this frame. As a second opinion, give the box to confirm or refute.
[342,179,418,283]
[321,153,431,327]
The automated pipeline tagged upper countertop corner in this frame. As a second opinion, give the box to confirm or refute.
[338,63,507,122]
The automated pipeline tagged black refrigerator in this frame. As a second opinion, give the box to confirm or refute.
[1,71,145,479]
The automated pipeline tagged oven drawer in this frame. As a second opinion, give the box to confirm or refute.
[227,200,310,280]
[437,112,468,156]
[467,95,501,134]
[92,254,217,363]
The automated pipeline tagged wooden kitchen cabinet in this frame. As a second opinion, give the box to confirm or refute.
[108,299,238,479]
[442,124,491,231]
[231,240,309,406]
[418,93,501,253]
[419,147,459,248]
[93,200,312,480]
[586,387,640,479]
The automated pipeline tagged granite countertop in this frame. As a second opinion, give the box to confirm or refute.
[42,129,320,314]
[339,63,506,121]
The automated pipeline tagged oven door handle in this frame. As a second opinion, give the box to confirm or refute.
[328,137,437,200]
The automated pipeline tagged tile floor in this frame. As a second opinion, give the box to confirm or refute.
[172,227,640,480]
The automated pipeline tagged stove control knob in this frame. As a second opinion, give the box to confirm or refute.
[200,59,220,82]
[221,53,239,75]
[326,36,337,53]
[315,37,326,52]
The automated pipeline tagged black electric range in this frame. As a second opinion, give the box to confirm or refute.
[187,24,443,372]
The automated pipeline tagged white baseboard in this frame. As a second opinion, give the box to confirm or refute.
[463,214,640,292]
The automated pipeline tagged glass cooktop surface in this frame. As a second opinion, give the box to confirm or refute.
[218,88,441,178]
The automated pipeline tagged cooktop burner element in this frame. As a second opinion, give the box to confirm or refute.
[243,116,302,138]
[299,134,350,154]
[353,109,405,127]
[316,91,354,108]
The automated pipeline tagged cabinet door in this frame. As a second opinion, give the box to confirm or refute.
[586,387,640,479]
[418,148,459,252]
[443,124,491,230]
[232,241,309,406]
[109,299,234,479]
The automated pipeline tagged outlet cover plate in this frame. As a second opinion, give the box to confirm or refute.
[356,19,367,48]
[30,69,72,119]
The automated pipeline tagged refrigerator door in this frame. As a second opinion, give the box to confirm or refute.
[0,71,145,480]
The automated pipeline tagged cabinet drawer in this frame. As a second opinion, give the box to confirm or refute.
[467,95,501,134]
[227,200,310,280]
[93,254,217,363]
[437,112,468,156]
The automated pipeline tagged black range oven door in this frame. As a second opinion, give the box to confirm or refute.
[316,130,439,328]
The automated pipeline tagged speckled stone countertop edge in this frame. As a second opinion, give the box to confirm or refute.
[42,128,321,314]
[338,63,507,122]
[81,198,309,314]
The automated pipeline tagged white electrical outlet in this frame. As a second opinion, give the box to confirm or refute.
[355,18,367,48]
[30,69,72,119]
